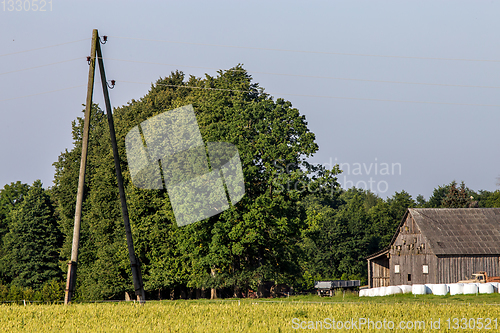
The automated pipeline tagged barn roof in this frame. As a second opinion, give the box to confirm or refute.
[408,208,500,255]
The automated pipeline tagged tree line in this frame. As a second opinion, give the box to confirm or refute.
[1,66,499,301]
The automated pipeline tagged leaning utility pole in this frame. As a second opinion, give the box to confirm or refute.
[96,34,146,303]
[64,30,97,305]
[65,29,146,304]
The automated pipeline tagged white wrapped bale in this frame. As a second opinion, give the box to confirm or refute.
[397,285,412,294]
[412,284,428,295]
[432,284,448,296]
[478,283,494,294]
[489,282,499,292]
[359,289,366,297]
[385,286,403,295]
[463,283,479,295]
[378,287,388,297]
[449,283,463,295]
[425,284,436,294]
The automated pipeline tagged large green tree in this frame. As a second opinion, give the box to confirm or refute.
[53,66,340,299]
[0,180,62,290]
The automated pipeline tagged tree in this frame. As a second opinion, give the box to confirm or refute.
[0,180,62,290]
[299,189,386,286]
[425,184,451,208]
[368,199,396,250]
[476,190,500,208]
[442,181,473,208]
[0,181,29,239]
[52,66,340,299]
[297,192,340,286]
[387,190,415,221]
[416,194,426,207]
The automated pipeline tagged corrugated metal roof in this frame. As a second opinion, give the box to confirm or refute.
[409,208,500,255]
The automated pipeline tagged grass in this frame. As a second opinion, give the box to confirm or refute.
[0,294,499,332]
[284,291,500,305]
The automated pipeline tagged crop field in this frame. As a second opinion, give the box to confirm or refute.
[1,294,500,332]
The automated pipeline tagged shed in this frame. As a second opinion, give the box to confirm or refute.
[367,208,500,288]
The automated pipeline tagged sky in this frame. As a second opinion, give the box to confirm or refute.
[1,0,499,200]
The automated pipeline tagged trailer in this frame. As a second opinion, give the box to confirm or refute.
[314,280,360,296]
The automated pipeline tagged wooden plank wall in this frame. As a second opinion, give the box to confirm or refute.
[390,214,438,285]
[437,255,500,283]
[370,257,390,288]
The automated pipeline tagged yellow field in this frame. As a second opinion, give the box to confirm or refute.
[0,298,499,332]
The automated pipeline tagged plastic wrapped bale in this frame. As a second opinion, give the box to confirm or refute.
[368,288,377,297]
[359,289,366,297]
[397,285,412,294]
[478,283,494,294]
[488,282,500,292]
[425,284,436,294]
[449,283,464,295]
[385,286,403,295]
[412,284,428,295]
[378,287,388,297]
[432,284,448,296]
[463,283,479,295]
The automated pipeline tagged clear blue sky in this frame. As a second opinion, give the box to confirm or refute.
[1,0,499,199]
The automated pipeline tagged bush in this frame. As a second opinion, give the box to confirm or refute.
[0,279,64,303]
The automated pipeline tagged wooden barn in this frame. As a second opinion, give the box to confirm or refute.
[367,208,500,288]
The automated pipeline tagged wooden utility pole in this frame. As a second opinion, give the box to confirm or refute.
[64,29,98,305]
[65,29,146,304]
[95,35,146,303]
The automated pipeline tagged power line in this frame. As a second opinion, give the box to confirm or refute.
[103,57,500,90]
[118,80,500,108]
[109,36,500,63]
[0,58,82,76]
[0,39,89,58]
[0,85,86,102]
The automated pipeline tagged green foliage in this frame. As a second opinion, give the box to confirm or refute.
[300,188,418,286]
[415,194,426,207]
[477,190,500,208]
[0,279,64,302]
[442,181,473,208]
[424,180,479,208]
[0,181,29,239]
[38,279,65,302]
[52,66,340,299]
[0,180,62,290]
[425,183,451,208]
[386,190,415,221]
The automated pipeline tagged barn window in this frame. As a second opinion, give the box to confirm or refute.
[395,265,400,273]
[423,265,429,274]
[407,274,411,282]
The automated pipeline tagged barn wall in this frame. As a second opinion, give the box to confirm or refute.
[369,256,390,288]
[389,214,437,285]
[437,255,500,283]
